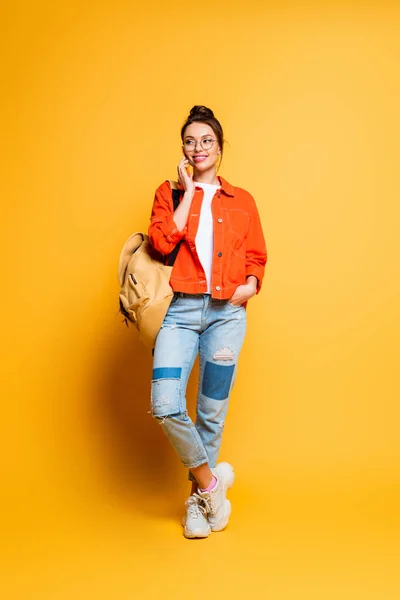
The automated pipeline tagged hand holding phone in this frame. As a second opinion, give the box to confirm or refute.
[177,156,195,197]
[185,161,193,178]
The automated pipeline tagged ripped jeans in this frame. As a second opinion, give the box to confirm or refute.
[151,293,246,482]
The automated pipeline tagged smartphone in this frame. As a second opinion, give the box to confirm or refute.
[183,152,193,177]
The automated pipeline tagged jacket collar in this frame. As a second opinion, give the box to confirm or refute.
[217,176,235,197]
[177,175,235,197]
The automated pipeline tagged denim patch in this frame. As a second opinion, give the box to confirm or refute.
[202,361,235,401]
[152,367,182,380]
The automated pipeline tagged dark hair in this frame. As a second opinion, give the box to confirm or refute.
[181,105,224,161]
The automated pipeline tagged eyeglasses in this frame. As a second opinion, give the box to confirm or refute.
[183,137,217,152]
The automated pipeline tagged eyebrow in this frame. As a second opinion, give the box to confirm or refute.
[184,135,215,140]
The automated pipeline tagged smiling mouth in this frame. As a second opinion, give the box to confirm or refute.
[193,155,208,162]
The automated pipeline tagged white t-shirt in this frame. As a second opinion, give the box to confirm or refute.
[194,181,221,293]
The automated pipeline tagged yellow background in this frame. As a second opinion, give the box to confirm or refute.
[1,1,399,598]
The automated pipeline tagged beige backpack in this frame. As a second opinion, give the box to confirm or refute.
[117,182,182,349]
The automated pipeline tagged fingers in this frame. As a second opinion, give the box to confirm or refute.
[228,295,240,306]
[228,288,251,305]
[177,157,193,188]
[228,300,242,306]
[177,157,189,178]
[178,157,189,171]
[177,158,185,181]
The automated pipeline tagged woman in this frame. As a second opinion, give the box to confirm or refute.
[148,105,267,538]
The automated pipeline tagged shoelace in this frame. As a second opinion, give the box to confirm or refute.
[196,491,214,515]
[186,493,208,519]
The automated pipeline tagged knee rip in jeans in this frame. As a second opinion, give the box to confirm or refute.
[213,346,234,361]
[151,367,182,418]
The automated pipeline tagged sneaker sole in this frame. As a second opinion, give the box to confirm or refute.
[181,518,211,539]
[182,526,211,539]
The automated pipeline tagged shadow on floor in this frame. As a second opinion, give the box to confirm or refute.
[89,320,199,518]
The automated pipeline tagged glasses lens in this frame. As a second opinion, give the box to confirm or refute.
[201,138,214,150]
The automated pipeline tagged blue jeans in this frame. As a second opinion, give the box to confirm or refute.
[151,293,246,482]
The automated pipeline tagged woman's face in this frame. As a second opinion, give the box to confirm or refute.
[182,122,220,172]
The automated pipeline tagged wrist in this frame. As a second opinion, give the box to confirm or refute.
[246,275,258,292]
[183,190,194,202]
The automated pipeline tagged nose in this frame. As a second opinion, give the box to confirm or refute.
[193,140,204,152]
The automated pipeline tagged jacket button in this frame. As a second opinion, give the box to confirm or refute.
[218,252,222,257]
[217,218,223,223]
[215,285,221,291]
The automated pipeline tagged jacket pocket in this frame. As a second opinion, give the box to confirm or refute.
[225,208,250,250]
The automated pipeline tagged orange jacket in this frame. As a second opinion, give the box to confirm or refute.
[148,176,267,299]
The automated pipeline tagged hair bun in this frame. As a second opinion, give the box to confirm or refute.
[189,105,215,119]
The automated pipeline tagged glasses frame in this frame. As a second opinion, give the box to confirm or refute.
[183,137,217,152]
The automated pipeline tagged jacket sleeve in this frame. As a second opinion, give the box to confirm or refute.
[245,195,267,293]
[148,182,187,255]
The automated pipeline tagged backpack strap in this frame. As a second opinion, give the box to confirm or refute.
[169,180,180,191]
[166,180,183,267]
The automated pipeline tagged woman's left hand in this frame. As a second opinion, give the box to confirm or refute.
[228,278,258,306]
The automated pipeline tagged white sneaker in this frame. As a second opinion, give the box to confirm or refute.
[181,493,211,539]
[197,462,235,532]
